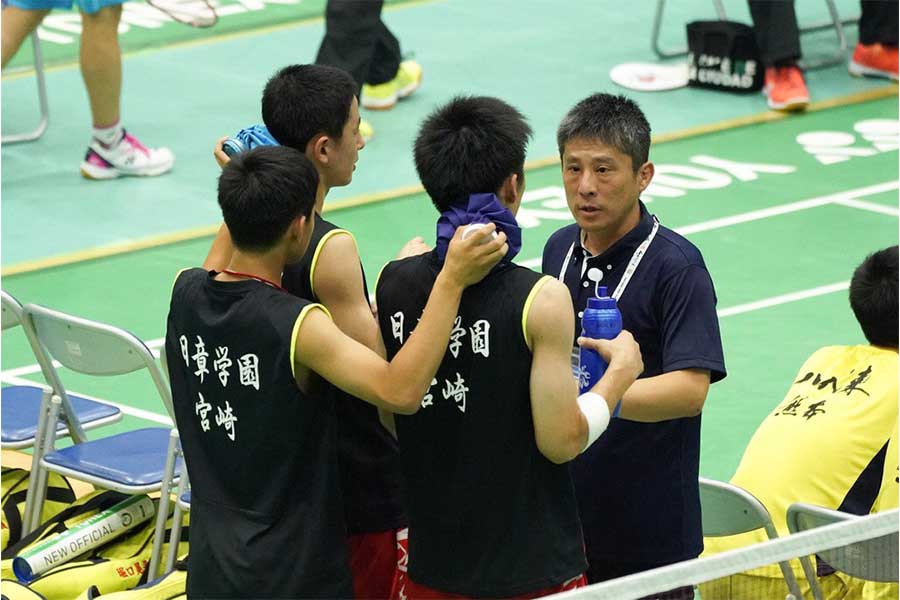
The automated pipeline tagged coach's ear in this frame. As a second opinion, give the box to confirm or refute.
[636,161,654,193]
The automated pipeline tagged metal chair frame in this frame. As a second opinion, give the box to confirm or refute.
[699,477,803,598]
[2,34,49,144]
[651,0,857,70]
[19,303,177,576]
[787,502,899,600]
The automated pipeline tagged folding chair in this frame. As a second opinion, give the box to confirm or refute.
[148,427,192,580]
[786,503,899,600]
[1,290,121,450]
[699,477,803,598]
[2,34,49,144]
[19,303,180,575]
[651,0,856,70]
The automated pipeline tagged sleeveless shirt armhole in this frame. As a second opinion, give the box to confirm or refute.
[373,261,391,293]
[308,229,356,298]
[521,276,554,352]
[290,303,334,380]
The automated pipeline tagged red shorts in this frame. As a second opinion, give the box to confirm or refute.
[349,528,404,600]
[390,530,586,599]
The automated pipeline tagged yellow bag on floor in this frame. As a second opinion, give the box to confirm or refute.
[2,467,76,551]
[2,493,188,600]
[75,559,187,600]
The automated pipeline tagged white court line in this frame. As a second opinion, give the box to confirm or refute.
[674,180,899,236]
[834,198,900,216]
[717,281,849,318]
[0,374,174,426]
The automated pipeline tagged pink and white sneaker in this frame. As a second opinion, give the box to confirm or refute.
[80,130,175,180]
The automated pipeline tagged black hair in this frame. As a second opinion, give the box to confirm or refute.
[217,146,319,252]
[849,245,898,348]
[557,93,651,172]
[413,95,532,211]
[261,64,357,151]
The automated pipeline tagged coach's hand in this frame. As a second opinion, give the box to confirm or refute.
[442,223,508,288]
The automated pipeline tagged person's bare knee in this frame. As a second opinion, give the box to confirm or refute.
[79,4,122,32]
[1,7,51,68]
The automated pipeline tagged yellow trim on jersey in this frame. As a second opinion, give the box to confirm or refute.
[309,229,356,298]
[522,276,553,352]
[290,303,333,380]
[374,262,391,294]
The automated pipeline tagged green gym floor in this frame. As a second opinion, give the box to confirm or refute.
[1,0,898,482]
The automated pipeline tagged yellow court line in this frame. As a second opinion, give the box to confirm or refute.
[1,0,441,81]
[2,85,896,277]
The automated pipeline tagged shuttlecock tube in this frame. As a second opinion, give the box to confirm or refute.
[13,495,155,582]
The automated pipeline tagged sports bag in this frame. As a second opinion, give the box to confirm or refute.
[687,20,764,93]
[2,468,76,552]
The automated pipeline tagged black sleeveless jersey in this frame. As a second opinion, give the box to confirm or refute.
[375,251,587,597]
[165,268,352,598]
[282,214,406,534]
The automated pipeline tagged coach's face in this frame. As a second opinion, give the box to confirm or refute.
[562,137,653,241]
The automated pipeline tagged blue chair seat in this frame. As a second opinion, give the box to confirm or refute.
[43,427,182,488]
[1,385,121,445]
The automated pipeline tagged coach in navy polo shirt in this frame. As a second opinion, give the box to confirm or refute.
[542,93,726,598]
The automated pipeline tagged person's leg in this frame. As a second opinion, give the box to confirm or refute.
[314,0,384,93]
[858,0,898,46]
[1,6,50,68]
[748,0,808,110]
[78,3,121,128]
[850,0,898,80]
[747,0,801,66]
[365,18,400,86]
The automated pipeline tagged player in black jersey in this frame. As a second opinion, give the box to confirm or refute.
[375,96,644,599]
[166,145,507,598]
[204,65,423,598]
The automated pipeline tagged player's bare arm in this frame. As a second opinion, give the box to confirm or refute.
[296,225,508,414]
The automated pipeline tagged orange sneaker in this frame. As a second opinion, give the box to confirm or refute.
[849,43,899,81]
[763,65,810,112]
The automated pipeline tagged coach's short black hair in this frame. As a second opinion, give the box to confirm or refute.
[261,64,357,151]
[557,93,651,172]
[414,95,532,211]
[217,146,318,252]
[850,246,898,348]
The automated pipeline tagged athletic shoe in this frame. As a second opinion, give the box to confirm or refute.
[361,60,423,110]
[763,65,810,112]
[848,43,899,81]
[360,119,374,142]
[80,130,175,180]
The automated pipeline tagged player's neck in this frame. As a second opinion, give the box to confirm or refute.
[314,181,328,215]
[221,249,285,287]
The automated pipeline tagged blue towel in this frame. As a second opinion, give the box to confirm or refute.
[435,193,522,266]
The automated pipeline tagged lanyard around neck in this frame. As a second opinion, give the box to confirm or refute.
[556,216,660,302]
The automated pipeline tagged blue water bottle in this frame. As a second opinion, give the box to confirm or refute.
[579,285,623,416]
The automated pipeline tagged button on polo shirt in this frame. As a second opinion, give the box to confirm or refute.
[541,201,726,566]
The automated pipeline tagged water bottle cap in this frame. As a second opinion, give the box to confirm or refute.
[587,294,617,310]
[598,286,609,297]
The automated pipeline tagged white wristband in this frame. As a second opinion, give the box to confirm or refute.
[577,392,611,453]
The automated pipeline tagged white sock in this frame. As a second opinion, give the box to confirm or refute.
[92,122,123,147]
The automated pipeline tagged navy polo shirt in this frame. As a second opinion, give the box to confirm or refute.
[541,201,726,567]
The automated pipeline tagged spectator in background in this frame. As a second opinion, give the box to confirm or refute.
[1,0,174,179]
[315,0,422,141]
[702,246,899,599]
[750,0,898,111]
